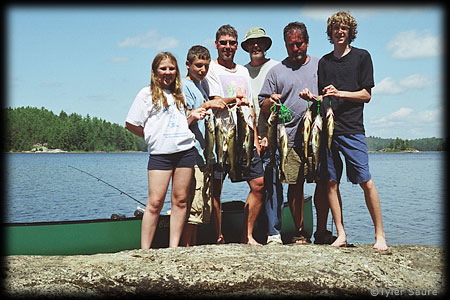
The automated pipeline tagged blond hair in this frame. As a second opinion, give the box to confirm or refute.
[326,11,358,44]
[150,52,185,110]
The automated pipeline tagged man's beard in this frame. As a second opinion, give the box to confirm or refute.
[292,53,305,62]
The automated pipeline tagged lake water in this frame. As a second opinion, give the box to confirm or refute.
[4,152,445,246]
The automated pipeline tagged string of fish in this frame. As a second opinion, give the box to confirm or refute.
[270,101,293,124]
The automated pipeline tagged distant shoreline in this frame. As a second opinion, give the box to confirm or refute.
[6,150,145,154]
[371,148,421,153]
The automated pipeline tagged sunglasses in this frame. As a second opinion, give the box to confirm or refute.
[218,40,237,46]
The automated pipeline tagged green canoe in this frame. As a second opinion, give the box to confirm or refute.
[4,196,312,255]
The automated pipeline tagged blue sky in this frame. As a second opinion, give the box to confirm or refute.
[7,4,444,139]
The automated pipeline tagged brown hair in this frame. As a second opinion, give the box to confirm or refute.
[283,22,309,43]
[215,24,238,41]
[326,11,358,44]
[150,52,185,110]
[186,45,211,63]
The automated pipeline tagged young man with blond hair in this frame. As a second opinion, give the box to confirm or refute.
[300,11,388,250]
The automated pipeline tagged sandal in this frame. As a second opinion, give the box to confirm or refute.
[291,230,311,244]
[313,230,337,245]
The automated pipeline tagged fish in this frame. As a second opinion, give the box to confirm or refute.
[278,123,288,182]
[310,114,323,175]
[214,117,225,166]
[266,110,279,167]
[204,114,215,169]
[326,106,334,150]
[225,125,238,180]
[302,108,313,159]
[236,106,254,168]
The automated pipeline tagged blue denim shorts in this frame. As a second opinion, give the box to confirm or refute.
[320,134,372,184]
[147,147,196,170]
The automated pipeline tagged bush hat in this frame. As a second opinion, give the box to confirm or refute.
[241,27,272,52]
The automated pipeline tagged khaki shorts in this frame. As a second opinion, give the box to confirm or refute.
[187,166,213,225]
[282,147,307,184]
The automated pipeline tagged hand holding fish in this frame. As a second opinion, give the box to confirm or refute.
[269,94,282,106]
[205,98,227,110]
[235,94,250,106]
[260,136,269,151]
[322,85,342,98]
[187,107,210,124]
[299,88,322,102]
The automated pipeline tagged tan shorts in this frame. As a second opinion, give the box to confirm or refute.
[283,147,307,184]
[187,166,213,225]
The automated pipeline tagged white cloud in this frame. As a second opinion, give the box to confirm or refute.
[299,6,407,21]
[368,106,443,139]
[110,57,131,63]
[398,74,433,89]
[372,107,413,125]
[374,74,433,95]
[373,77,403,95]
[389,107,413,119]
[386,30,441,60]
[417,108,441,122]
[118,30,179,50]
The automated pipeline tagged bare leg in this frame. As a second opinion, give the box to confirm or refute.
[242,176,264,246]
[141,170,172,249]
[314,181,329,233]
[168,167,193,248]
[211,177,224,244]
[180,168,199,247]
[360,179,388,251]
[180,223,197,247]
[287,174,305,232]
[328,180,347,247]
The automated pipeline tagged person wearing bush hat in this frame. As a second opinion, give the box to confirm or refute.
[242,27,278,120]
[241,27,273,53]
[243,27,280,245]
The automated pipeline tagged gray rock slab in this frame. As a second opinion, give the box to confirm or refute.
[3,244,444,297]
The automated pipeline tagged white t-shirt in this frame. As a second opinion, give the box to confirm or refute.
[203,60,255,130]
[245,58,279,120]
[125,87,195,154]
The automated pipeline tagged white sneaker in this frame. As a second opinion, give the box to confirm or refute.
[266,234,283,245]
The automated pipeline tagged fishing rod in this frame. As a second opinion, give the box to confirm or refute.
[68,165,146,207]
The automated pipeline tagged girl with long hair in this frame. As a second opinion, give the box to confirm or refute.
[126,52,208,248]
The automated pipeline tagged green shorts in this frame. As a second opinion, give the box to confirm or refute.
[187,166,213,225]
[283,147,307,184]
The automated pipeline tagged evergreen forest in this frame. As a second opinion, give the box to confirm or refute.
[2,106,446,153]
[4,106,147,152]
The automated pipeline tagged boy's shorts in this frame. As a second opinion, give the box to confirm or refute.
[321,134,372,184]
[283,147,307,184]
[187,166,212,225]
[147,147,196,170]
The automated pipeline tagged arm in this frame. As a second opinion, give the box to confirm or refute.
[201,98,227,110]
[322,85,372,103]
[186,107,210,125]
[125,122,144,139]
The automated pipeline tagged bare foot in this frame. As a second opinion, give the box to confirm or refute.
[330,234,347,247]
[373,234,388,251]
[216,235,225,244]
[245,237,262,246]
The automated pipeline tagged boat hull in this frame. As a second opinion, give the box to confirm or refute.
[4,196,312,255]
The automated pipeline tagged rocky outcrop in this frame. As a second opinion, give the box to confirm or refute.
[3,244,444,298]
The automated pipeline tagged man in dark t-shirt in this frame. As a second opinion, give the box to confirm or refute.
[300,11,388,251]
